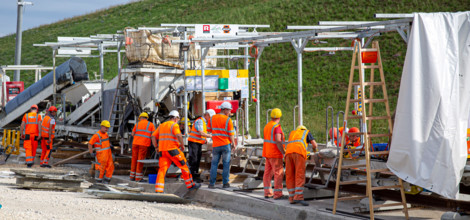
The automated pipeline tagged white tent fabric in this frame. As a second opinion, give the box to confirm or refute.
[387,12,470,199]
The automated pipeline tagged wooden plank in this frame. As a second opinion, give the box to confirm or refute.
[354,65,379,69]
[53,150,90,167]
[338,195,367,201]
[370,168,390,173]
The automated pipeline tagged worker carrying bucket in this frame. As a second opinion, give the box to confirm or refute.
[39,106,58,168]
[151,110,201,193]
[88,120,114,184]
[20,104,42,168]
[130,112,155,182]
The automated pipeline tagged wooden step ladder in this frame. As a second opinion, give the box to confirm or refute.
[332,40,409,220]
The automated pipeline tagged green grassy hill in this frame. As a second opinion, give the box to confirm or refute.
[0,0,468,142]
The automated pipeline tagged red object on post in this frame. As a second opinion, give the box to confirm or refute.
[3,81,24,102]
[361,51,378,63]
[206,100,239,114]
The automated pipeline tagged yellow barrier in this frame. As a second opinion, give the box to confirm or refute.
[2,129,20,155]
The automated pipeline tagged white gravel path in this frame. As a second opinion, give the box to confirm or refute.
[0,167,255,220]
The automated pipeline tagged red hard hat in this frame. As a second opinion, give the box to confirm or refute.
[48,106,58,112]
[31,104,38,109]
[349,127,360,133]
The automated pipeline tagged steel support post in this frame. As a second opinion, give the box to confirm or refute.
[52,49,57,106]
[297,38,304,126]
[99,43,104,120]
[201,48,206,113]
[244,45,250,135]
[183,32,189,139]
[14,0,24,81]
[255,56,260,138]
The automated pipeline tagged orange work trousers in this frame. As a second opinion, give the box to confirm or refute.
[24,135,39,165]
[155,148,194,193]
[263,157,284,198]
[285,153,306,202]
[95,150,114,181]
[40,138,53,165]
[130,144,148,181]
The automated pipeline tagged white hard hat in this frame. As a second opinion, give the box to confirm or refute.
[169,110,180,118]
[205,109,216,117]
[220,102,232,110]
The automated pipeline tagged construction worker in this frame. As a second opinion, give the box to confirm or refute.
[88,120,114,184]
[344,127,361,158]
[20,104,42,168]
[285,125,318,206]
[39,106,57,168]
[179,117,191,135]
[208,102,236,189]
[188,109,216,182]
[130,112,155,182]
[262,108,286,199]
[151,110,201,193]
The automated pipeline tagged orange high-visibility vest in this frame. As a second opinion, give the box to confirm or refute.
[41,115,55,138]
[262,121,284,158]
[188,117,207,144]
[285,129,309,159]
[23,112,41,135]
[92,131,111,153]
[154,121,180,151]
[210,114,235,148]
[133,119,154,147]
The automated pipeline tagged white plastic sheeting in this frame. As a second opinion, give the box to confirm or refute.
[387,12,470,199]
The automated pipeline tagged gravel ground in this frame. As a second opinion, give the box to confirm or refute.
[0,166,255,220]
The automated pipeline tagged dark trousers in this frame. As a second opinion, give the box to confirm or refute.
[188,141,203,176]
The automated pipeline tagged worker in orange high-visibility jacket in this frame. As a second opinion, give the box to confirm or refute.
[39,106,57,168]
[151,110,201,193]
[20,104,42,168]
[344,127,361,158]
[88,120,114,184]
[130,112,155,182]
[208,102,236,189]
[188,109,216,182]
[262,108,286,199]
[285,125,318,206]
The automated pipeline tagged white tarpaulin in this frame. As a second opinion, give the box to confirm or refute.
[387,12,470,199]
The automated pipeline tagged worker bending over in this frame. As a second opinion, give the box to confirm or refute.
[130,112,155,182]
[39,106,57,168]
[208,102,236,189]
[88,120,114,184]
[151,110,201,193]
[20,104,42,168]
[285,125,317,206]
[188,109,215,183]
[262,108,286,199]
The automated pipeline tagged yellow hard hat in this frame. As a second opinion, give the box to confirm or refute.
[181,117,191,126]
[139,112,149,118]
[101,120,111,128]
[296,125,307,130]
[270,108,282,118]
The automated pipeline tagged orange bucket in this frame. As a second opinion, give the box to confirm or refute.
[361,51,378,63]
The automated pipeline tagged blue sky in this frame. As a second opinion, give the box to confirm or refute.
[0,0,134,37]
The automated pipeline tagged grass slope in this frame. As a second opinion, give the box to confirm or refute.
[0,0,468,141]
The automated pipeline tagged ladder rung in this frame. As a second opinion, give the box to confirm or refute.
[337,164,366,169]
[369,151,389,155]
[347,116,390,120]
[361,48,378,52]
[339,180,367,185]
[373,202,405,208]
[354,65,379,69]
[351,82,385,86]
[371,185,402,191]
[370,168,389,173]
[346,132,364,136]
[350,99,387,104]
[368,133,391,138]
[343,148,364,153]
[338,196,367,201]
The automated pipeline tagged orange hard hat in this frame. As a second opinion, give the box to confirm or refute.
[31,104,38,109]
[349,127,360,133]
[329,127,338,139]
[48,106,58,112]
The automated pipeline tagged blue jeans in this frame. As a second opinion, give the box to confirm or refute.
[210,144,231,185]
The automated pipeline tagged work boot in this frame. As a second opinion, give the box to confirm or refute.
[189,183,201,191]
[264,195,273,199]
[208,184,215,189]
[96,179,103,184]
[223,183,230,188]
[40,164,46,168]
[44,164,52,168]
[293,200,309,206]
[129,177,135,181]
[274,195,288,200]
[27,164,33,168]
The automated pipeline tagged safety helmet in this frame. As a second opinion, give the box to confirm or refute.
[181,117,191,126]
[101,120,111,128]
[348,127,360,133]
[205,109,216,117]
[329,127,338,139]
[339,127,349,135]
[169,110,180,118]
[31,104,38,109]
[296,125,307,130]
[270,108,282,119]
[220,101,232,110]
[48,106,58,112]
[139,112,149,118]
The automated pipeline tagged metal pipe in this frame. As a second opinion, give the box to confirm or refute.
[266,109,272,124]
[52,49,57,106]
[336,111,345,148]
[255,57,260,138]
[183,31,189,140]
[201,48,206,113]
[99,43,104,120]
[293,105,299,130]
[236,108,245,147]
[14,0,24,81]
[297,38,303,126]
[244,45,250,136]
[326,106,334,146]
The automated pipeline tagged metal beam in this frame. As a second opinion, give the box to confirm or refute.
[375,13,414,18]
